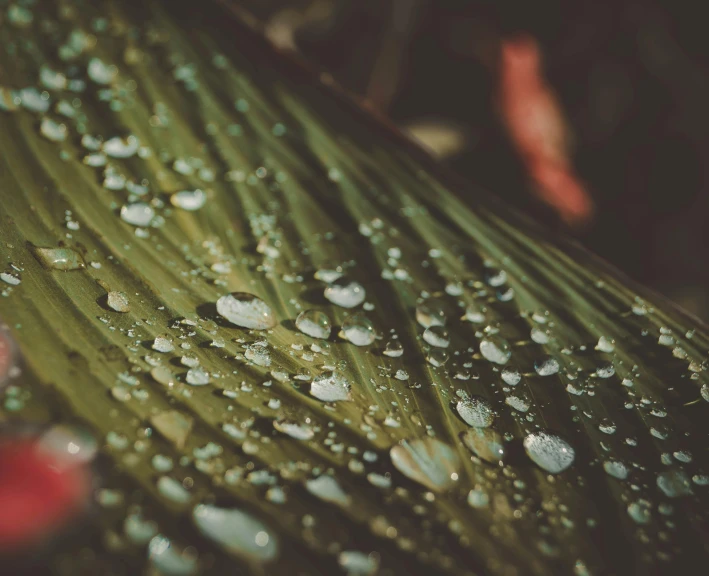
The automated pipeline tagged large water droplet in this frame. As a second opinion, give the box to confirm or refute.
[192,504,278,562]
[107,291,130,313]
[423,325,450,348]
[456,396,494,427]
[657,469,693,498]
[523,431,575,473]
[480,336,511,365]
[310,370,351,402]
[295,309,332,339]
[324,277,366,308]
[461,427,506,464]
[390,437,460,492]
[216,292,276,330]
[30,245,86,270]
[341,314,376,346]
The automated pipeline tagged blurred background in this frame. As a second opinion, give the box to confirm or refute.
[234,0,709,320]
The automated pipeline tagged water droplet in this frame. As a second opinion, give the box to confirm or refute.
[461,428,506,464]
[485,267,507,287]
[603,459,628,480]
[416,300,446,328]
[244,342,271,367]
[0,272,20,285]
[341,314,376,346]
[295,309,331,339]
[595,362,615,379]
[523,431,575,473]
[310,370,351,402]
[390,437,460,492]
[530,327,549,344]
[107,291,129,312]
[148,535,197,575]
[88,57,117,84]
[216,292,276,330]
[186,367,210,386]
[480,336,511,365]
[456,396,494,427]
[657,469,693,498]
[338,551,379,575]
[324,277,366,308]
[423,325,450,348]
[426,348,449,367]
[152,335,175,353]
[193,504,278,562]
[627,500,652,524]
[306,475,351,507]
[505,395,529,412]
[273,418,314,440]
[121,203,155,227]
[36,423,97,466]
[30,245,85,270]
[501,367,521,385]
[103,135,139,158]
[124,512,158,545]
[171,189,206,211]
[467,488,489,507]
[534,356,560,376]
[40,117,67,142]
[157,476,191,504]
[151,411,193,449]
[383,339,404,357]
[595,336,615,353]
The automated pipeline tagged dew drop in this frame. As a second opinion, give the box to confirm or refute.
[501,367,522,385]
[310,370,351,402]
[523,431,575,473]
[657,469,693,498]
[171,189,207,211]
[31,245,86,270]
[186,367,210,386]
[103,135,139,158]
[415,300,446,328]
[121,203,155,227]
[216,292,276,330]
[390,437,460,492]
[480,336,511,365]
[534,356,560,376]
[423,325,450,348]
[192,504,278,562]
[323,277,366,308]
[148,535,197,576]
[603,459,629,480]
[383,339,404,357]
[338,550,379,576]
[426,348,449,367]
[341,314,376,346]
[273,418,314,440]
[456,396,494,427]
[152,335,175,353]
[295,309,331,339]
[305,475,351,507]
[107,291,130,313]
[461,427,506,464]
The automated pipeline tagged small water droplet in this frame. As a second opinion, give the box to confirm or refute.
[107,291,130,313]
[603,459,629,480]
[534,356,560,376]
[383,339,404,357]
[273,418,314,440]
[186,367,210,386]
[423,325,450,348]
[171,189,206,211]
[152,335,175,353]
[121,203,155,227]
[305,475,351,507]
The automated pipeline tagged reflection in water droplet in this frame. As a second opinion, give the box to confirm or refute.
[341,314,376,346]
[193,504,278,562]
[295,309,332,339]
[310,371,351,402]
[216,292,276,330]
[523,431,575,473]
[324,277,366,308]
[390,437,460,492]
[480,336,511,365]
[456,396,494,427]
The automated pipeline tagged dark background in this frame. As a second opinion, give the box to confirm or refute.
[237,0,709,319]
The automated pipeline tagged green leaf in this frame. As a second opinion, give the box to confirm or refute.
[0,1,707,574]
